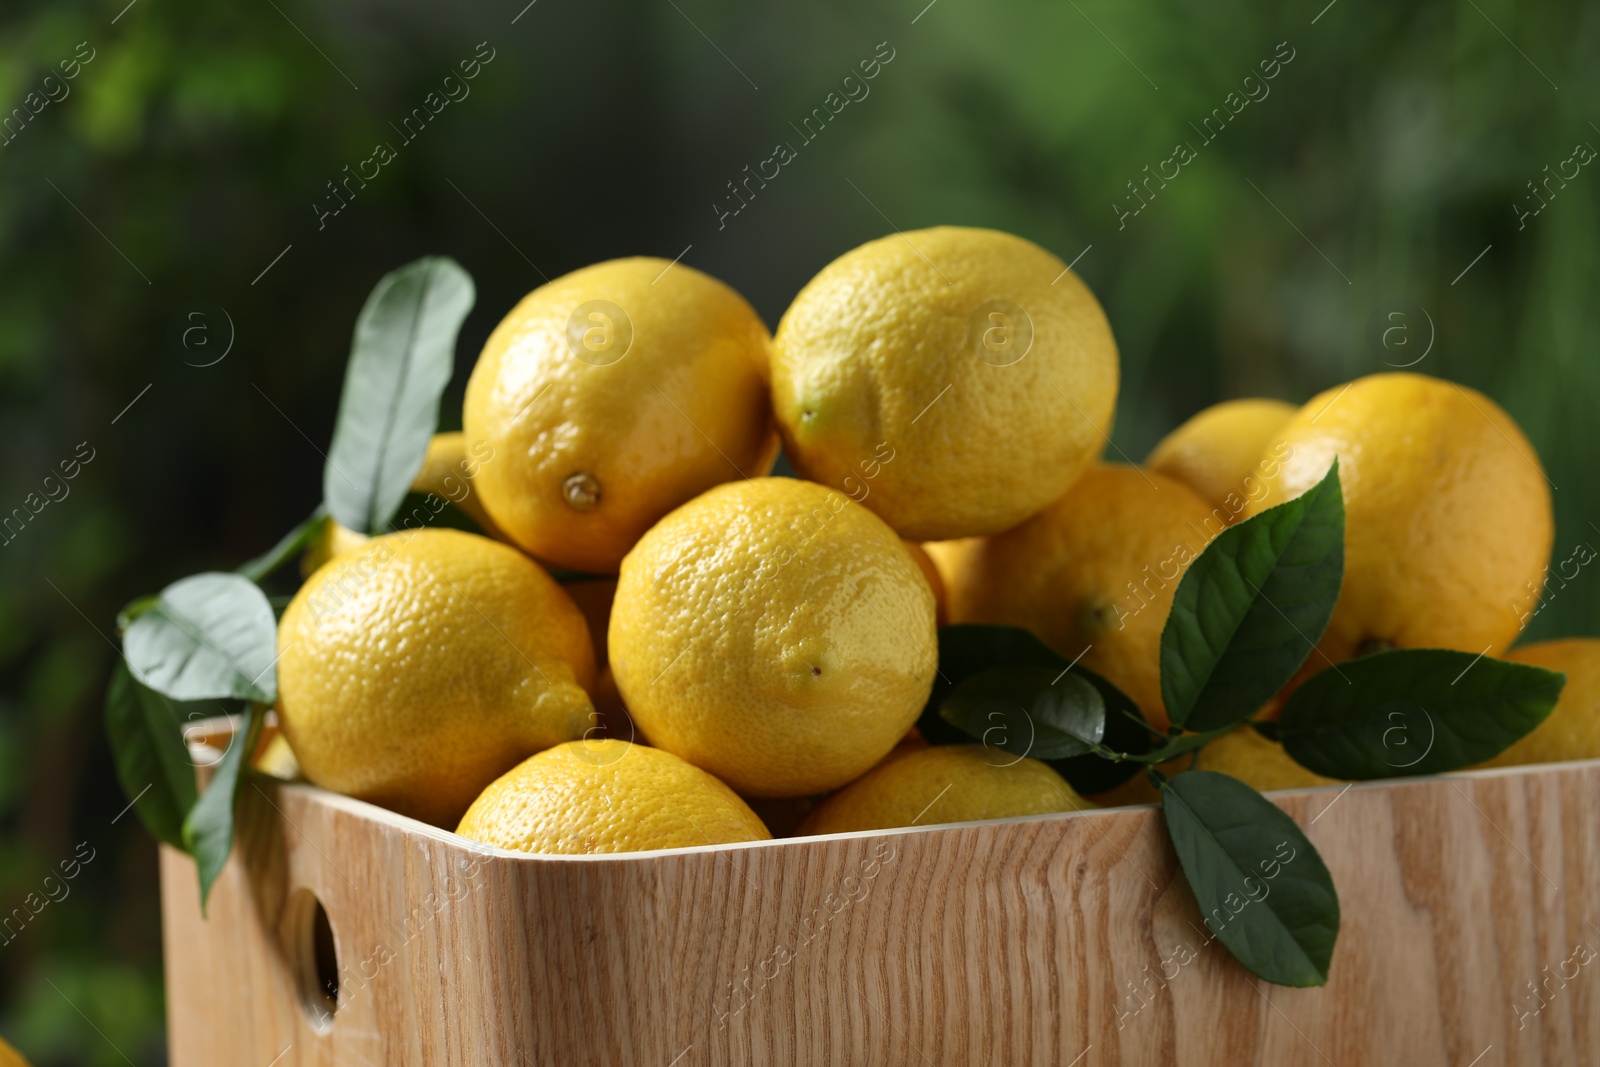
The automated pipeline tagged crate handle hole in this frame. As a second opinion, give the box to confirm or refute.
[289,888,341,1033]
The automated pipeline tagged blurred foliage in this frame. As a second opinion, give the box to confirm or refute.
[0,0,1595,1057]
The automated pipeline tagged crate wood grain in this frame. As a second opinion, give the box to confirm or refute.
[162,757,1600,1066]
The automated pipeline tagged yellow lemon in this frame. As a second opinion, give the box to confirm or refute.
[1481,640,1598,767]
[751,728,929,834]
[457,740,770,854]
[797,745,1090,835]
[1192,726,1341,792]
[0,1035,32,1067]
[1086,772,1164,809]
[903,541,949,627]
[255,732,302,781]
[759,726,931,833]
[1089,726,1337,807]
[742,794,820,839]
[564,577,618,671]
[1242,372,1553,665]
[300,432,503,575]
[409,431,505,538]
[884,724,931,763]
[941,465,1216,731]
[278,528,595,827]
[464,258,779,574]
[299,517,371,578]
[771,226,1118,540]
[921,537,977,597]
[584,664,642,756]
[1146,398,1296,520]
[609,477,937,797]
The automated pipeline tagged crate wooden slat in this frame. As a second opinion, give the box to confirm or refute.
[162,757,1600,1066]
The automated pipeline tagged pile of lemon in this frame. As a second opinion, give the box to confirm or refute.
[268,227,1594,855]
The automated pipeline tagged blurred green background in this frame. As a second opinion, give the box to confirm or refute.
[0,0,1595,1059]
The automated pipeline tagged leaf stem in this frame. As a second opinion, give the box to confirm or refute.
[1121,706,1168,741]
[236,505,330,584]
[116,595,160,634]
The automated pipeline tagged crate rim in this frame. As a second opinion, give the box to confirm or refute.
[185,712,1600,866]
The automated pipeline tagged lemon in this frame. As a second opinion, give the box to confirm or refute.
[921,537,977,596]
[742,795,819,839]
[1481,640,1598,767]
[1089,726,1336,807]
[255,733,302,781]
[300,432,502,575]
[740,727,930,838]
[0,1035,32,1067]
[1192,726,1341,791]
[457,740,770,854]
[1243,372,1553,665]
[564,577,618,671]
[464,258,779,574]
[884,724,931,763]
[409,431,505,539]
[1086,771,1165,808]
[277,528,596,827]
[299,517,371,578]
[1146,398,1296,519]
[903,541,949,627]
[772,226,1118,540]
[609,477,938,797]
[588,664,638,747]
[797,745,1090,835]
[748,728,931,835]
[941,465,1216,731]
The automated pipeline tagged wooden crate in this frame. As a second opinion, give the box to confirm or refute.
[162,745,1600,1066]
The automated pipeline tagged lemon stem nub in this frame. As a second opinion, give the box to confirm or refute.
[1078,594,1120,638]
[563,472,601,511]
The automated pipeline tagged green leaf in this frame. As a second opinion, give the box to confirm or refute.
[1161,771,1339,986]
[182,703,265,914]
[1161,461,1345,733]
[122,573,280,704]
[917,624,1151,790]
[236,506,329,583]
[324,256,475,535]
[1278,649,1564,779]
[938,666,1105,760]
[1049,701,1156,794]
[1139,723,1238,764]
[103,663,198,849]
[116,594,159,633]
[921,625,1066,725]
